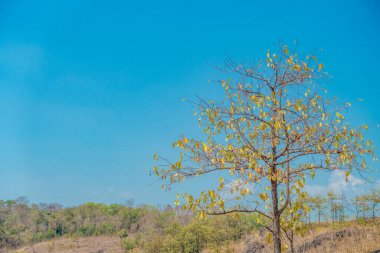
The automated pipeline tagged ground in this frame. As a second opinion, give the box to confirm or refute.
[6,221,380,253]
[10,236,124,253]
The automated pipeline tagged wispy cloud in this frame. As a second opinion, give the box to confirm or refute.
[305,170,365,196]
[221,179,255,199]
[328,170,365,192]
[303,184,326,196]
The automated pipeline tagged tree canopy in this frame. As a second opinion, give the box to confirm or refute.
[153,45,375,252]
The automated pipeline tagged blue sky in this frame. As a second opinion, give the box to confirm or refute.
[0,0,379,206]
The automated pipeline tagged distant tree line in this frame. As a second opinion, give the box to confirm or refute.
[0,197,262,252]
[0,190,378,252]
[302,189,380,224]
[0,197,143,249]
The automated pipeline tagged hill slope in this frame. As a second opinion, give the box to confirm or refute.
[11,236,123,253]
[9,223,380,253]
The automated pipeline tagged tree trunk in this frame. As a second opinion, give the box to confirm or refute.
[270,127,281,253]
[372,206,375,220]
[289,229,295,253]
[273,216,282,253]
[271,179,282,253]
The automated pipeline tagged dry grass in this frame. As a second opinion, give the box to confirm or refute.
[10,236,124,253]
[293,221,380,253]
[203,220,380,253]
[8,221,380,253]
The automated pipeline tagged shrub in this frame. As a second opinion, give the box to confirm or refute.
[121,238,135,252]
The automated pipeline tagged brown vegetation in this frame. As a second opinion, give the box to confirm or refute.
[10,236,123,253]
[231,221,380,253]
[9,220,379,253]
[1,195,379,253]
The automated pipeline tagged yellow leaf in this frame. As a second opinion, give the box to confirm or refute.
[208,190,216,199]
[294,201,300,211]
[259,192,268,201]
[284,47,289,55]
[318,63,324,72]
[336,112,344,120]
[220,200,225,209]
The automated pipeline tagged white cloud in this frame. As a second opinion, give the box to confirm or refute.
[303,184,326,196]
[221,179,255,199]
[328,170,364,193]
[305,170,365,196]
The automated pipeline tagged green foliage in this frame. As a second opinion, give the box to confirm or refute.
[1,191,378,252]
[121,238,136,252]
[141,214,261,253]
[0,198,145,249]
[0,198,260,252]
[118,229,129,238]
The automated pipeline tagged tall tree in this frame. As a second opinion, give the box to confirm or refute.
[363,189,380,219]
[312,195,326,224]
[154,45,375,252]
[352,195,369,219]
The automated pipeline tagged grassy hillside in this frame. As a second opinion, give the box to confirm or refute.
[12,236,123,253]
[6,221,380,253]
[0,198,260,253]
[1,198,379,253]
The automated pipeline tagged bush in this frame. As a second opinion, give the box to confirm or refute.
[118,229,129,238]
[121,238,135,252]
